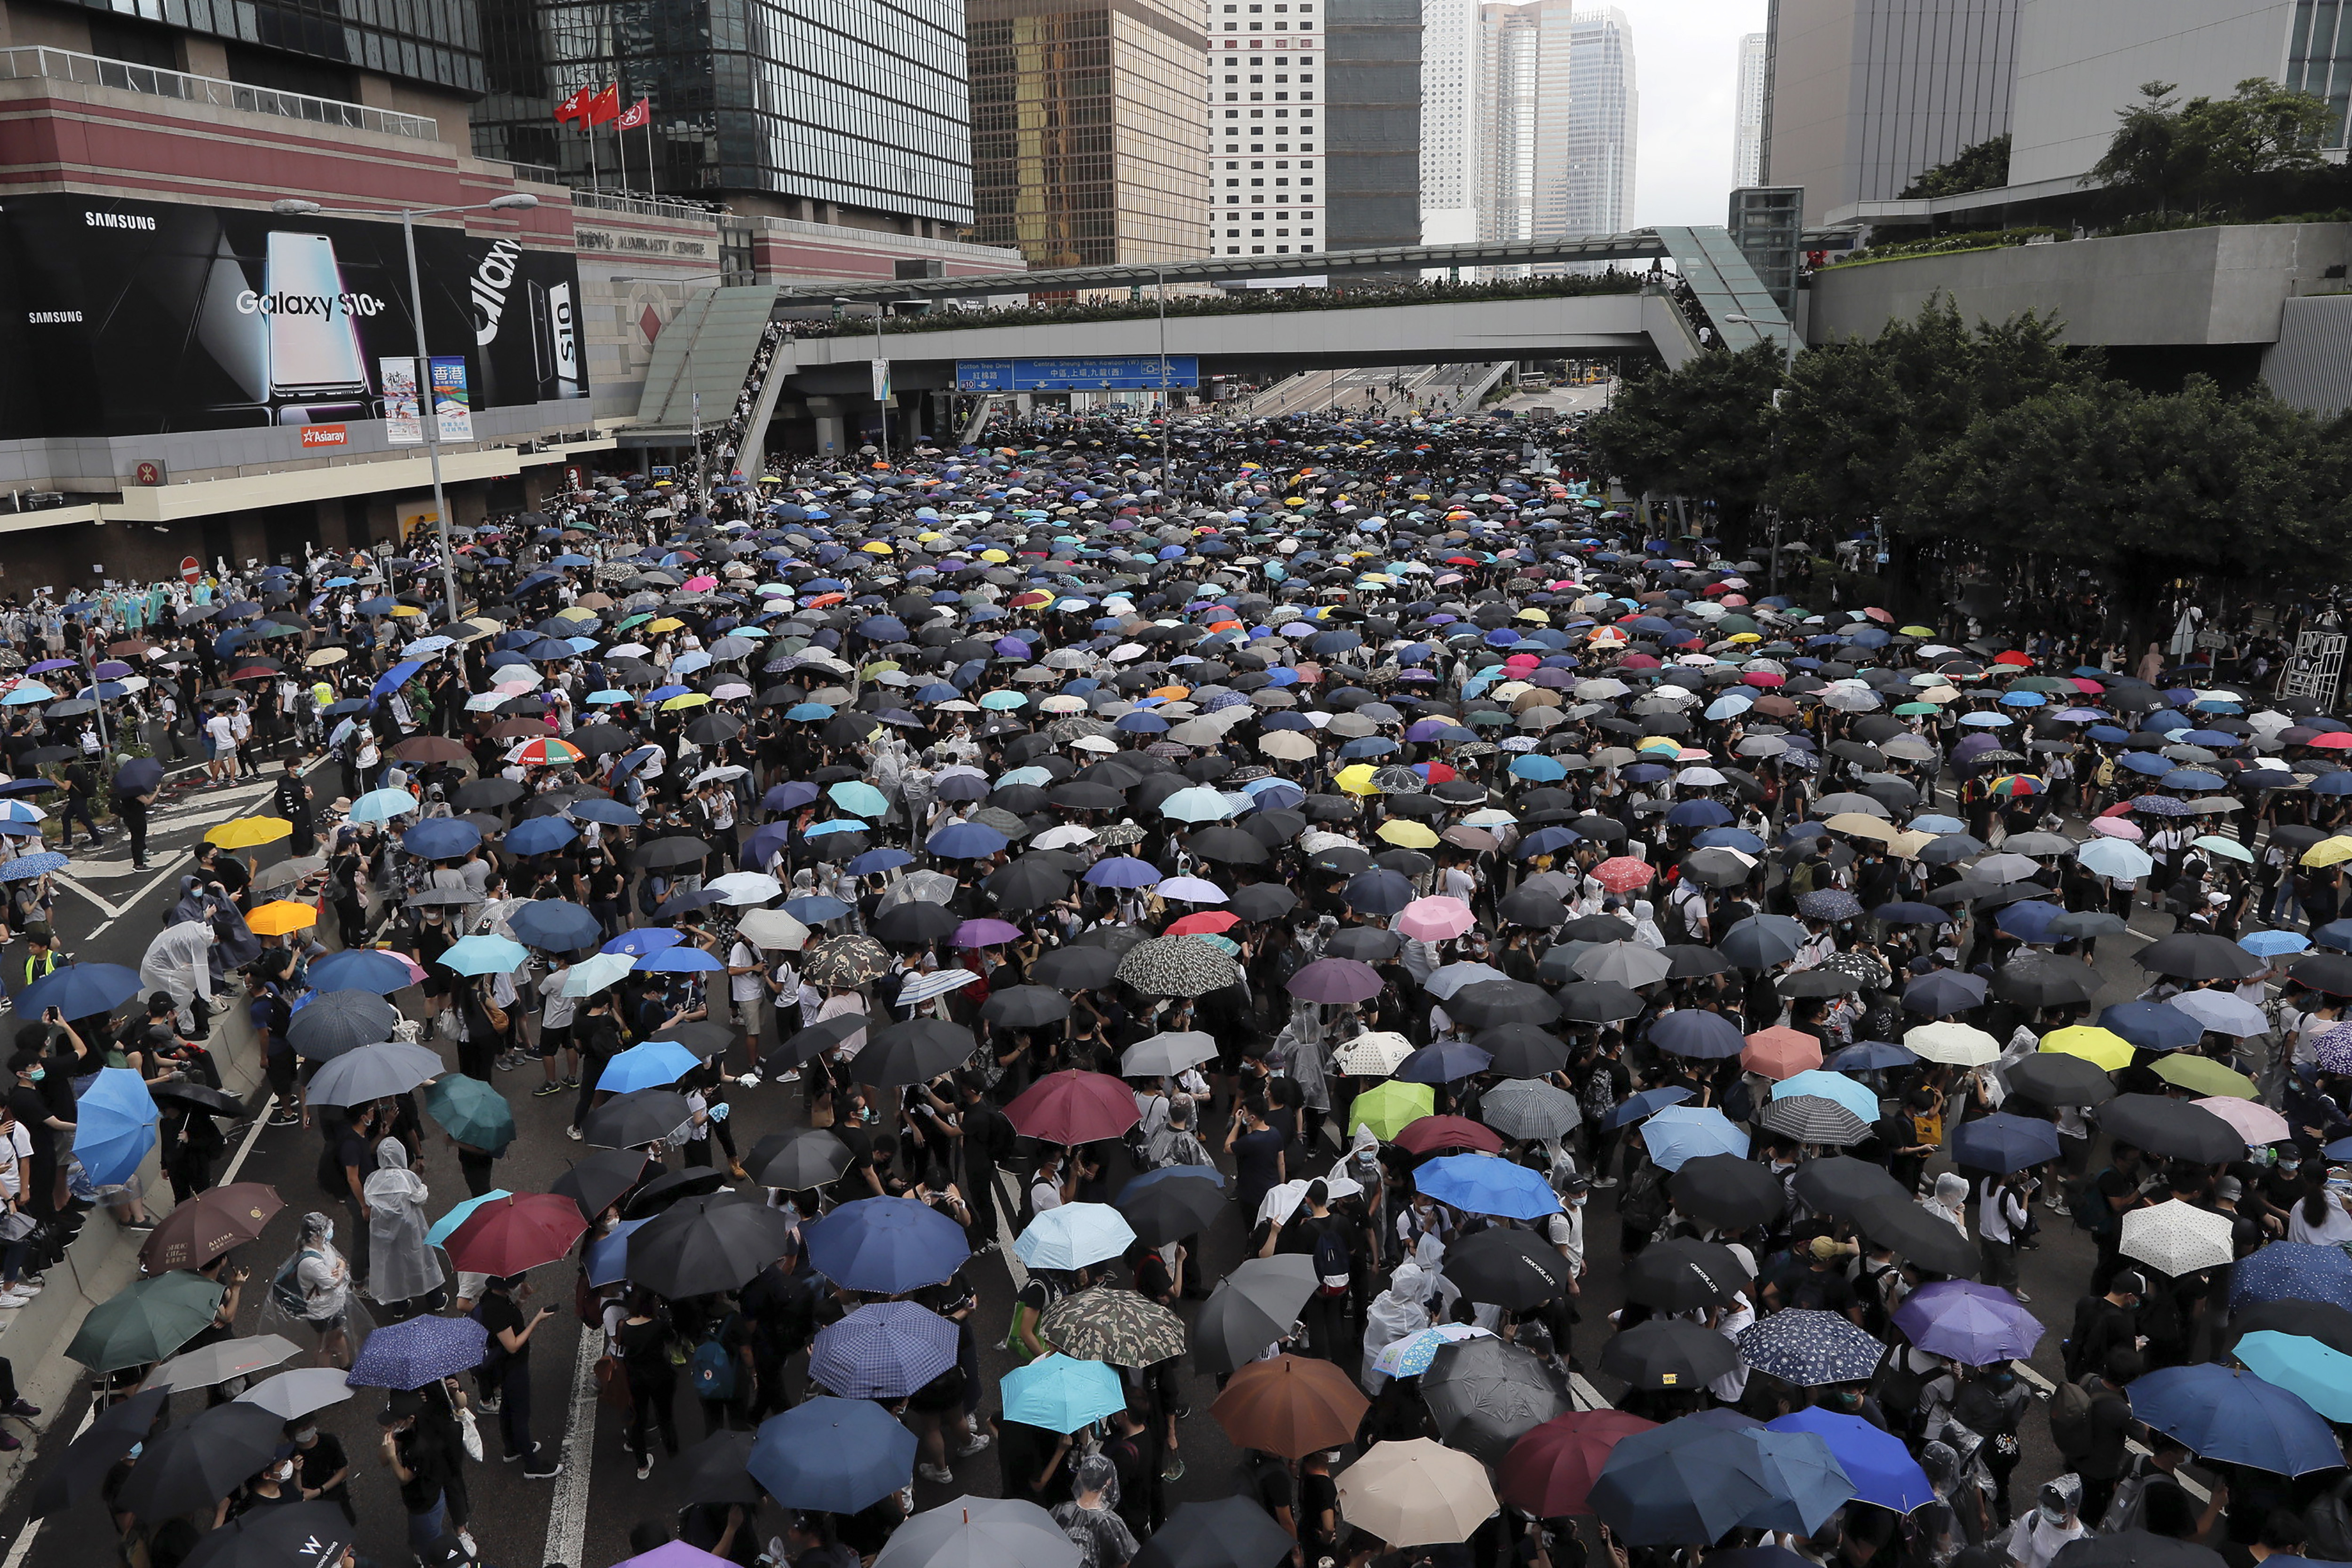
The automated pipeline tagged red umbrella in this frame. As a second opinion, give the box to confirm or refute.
[1392,1114,1504,1155]
[1500,1410,1659,1516]
[1166,911,1240,936]
[444,1193,590,1278]
[1004,1069,1141,1146]
[1591,856,1654,893]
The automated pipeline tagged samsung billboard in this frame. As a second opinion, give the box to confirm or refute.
[0,194,589,439]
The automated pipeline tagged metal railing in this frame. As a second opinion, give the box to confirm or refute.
[479,156,561,184]
[0,45,438,138]
[571,188,723,220]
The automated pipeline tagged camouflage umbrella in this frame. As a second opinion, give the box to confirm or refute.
[803,934,890,989]
[1038,1286,1187,1367]
[1116,935,1242,997]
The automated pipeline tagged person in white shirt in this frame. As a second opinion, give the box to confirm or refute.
[2290,1174,2352,1247]
[536,959,578,1097]
[204,707,237,783]
[725,933,768,1081]
[1979,1168,2034,1301]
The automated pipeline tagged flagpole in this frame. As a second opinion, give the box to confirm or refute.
[586,113,599,192]
[616,95,629,195]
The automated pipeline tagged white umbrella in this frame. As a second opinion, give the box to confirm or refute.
[237,1365,358,1419]
[1332,1030,1416,1075]
[1903,1020,2002,1066]
[1337,1439,1497,1546]
[707,871,783,906]
[736,907,810,950]
[897,968,982,1007]
[2120,1198,2234,1276]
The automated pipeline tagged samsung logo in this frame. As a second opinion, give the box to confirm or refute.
[83,212,156,230]
[25,311,80,324]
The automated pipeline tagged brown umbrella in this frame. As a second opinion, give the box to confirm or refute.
[1210,1353,1370,1459]
[138,1182,284,1274]
[391,736,473,764]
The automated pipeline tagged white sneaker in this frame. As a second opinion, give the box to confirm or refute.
[8,1281,40,1296]
[777,1069,801,1084]
[0,1291,33,1308]
[918,1463,954,1485]
[955,1431,993,1457]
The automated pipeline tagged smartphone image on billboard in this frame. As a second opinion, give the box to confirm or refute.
[264,231,370,403]
[528,279,582,399]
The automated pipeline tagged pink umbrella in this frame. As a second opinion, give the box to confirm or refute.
[1396,896,1475,942]
[683,573,720,592]
[2194,1096,2288,1144]
[2090,817,2145,841]
[953,918,1022,948]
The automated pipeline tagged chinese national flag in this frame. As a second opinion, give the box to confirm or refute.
[584,83,622,124]
[618,96,651,130]
[553,85,592,121]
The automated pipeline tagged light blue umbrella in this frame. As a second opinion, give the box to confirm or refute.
[1642,1105,1752,1171]
[346,788,421,825]
[74,1067,157,1187]
[2235,1329,2352,1423]
[1000,1355,1125,1433]
[428,1189,514,1247]
[1771,1070,1878,1121]
[0,683,54,707]
[2076,837,2154,879]
[1415,1154,1561,1218]
[1160,787,1234,823]
[1013,1203,1136,1271]
[827,780,889,818]
[441,934,531,976]
[562,951,637,997]
[598,1039,699,1093]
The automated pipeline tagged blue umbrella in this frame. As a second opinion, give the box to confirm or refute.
[1014,1203,1138,1271]
[2233,1330,2352,1423]
[1741,1428,1856,1535]
[1344,869,1414,916]
[1765,1410,1934,1512]
[0,852,68,883]
[305,949,416,996]
[1000,1355,1125,1433]
[637,946,724,973]
[807,1302,958,1399]
[827,780,889,818]
[584,1217,651,1287]
[603,928,684,959]
[1951,1112,2063,1173]
[2232,1242,2352,1311]
[502,817,579,857]
[346,1313,490,1389]
[1641,1106,1751,1172]
[427,1190,514,1247]
[1415,1154,1561,1219]
[2099,1001,2204,1052]
[928,821,1009,859]
[1589,1418,1778,1545]
[1602,1085,1694,1130]
[598,1039,699,1093]
[568,798,642,827]
[1735,1308,1885,1386]
[1649,1011,1745,1059]
[805,1196,970,1294]
[1829,1040,1917,1071]
[1395,1039,1495,1085]
[18,962,143,1020]
[748,1397,916,1513]
[846,848,914,877]
[73,1067,157,1187]
[403,819,482,860]
[1994,901,2066,944]
[441,934,530,977]
[507,900,602,952]
[1083,857,1162,889]
[784,895,854,924]
[2127,1363,2342,1474]
[1771,1070,1877,1121]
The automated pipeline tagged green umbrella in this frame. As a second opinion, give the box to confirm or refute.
[68,1270,224,1371]
[1349,1080,1436,1142]
[425,1074,516,1155]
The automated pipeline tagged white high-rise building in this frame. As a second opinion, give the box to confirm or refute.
[1734,30,1768,188]
[1203,0,1327,256]
[1422,0,1481,245]
[1475,1,1635,244]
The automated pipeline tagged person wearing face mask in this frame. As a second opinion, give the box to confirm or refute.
[2003,1475,2088,1568]
[288,1416,354,1525]
[282,1210,355,1369]
[6,1050,70,1223]
[228,1454,303,1521]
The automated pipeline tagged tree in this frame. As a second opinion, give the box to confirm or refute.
[2090,78,2331,216]
[1581,342,1780,540]
[1900,135,2010,200]
[2090,82,2204,215]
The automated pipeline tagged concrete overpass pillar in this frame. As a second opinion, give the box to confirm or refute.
[806,396,847,457]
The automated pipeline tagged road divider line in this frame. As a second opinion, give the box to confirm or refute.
[542,1324,602,1568]
[0,1399,96,1568]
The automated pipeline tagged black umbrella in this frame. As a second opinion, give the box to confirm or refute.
[1992,955,2100,1010]
[633,835,714,870]
[582,1088,695,1150]
[1852,1194,1982,1278]
[2098,1093,2244,1163]
[858,1018,976,1089]
[112,757,165,797]
[2005,1053,2117,1107]
[117,1401,286,1520]
[873,901,961,945]
[1421,1335,1570,1462]
[1620,1238,1748,1312]
[1188,827,1270,864]
[1788,1154,1909,1218]
[986,860,1072,910]
[1445,979,1562,1030]
[1443,1228,1572,1310]
[2051,1534,2225,1568]
[651,1021,735,1059]
[671,1429,763,1507]
[2137,932,2265,981]
[285,989,401,1060]
[1192,1255,1319,1375]
[979,986,1073,1029]
[551,1147,652,1219]
[182,1501,355,1568]
[620,1166,730,1221]
[767,1013,869,1073]
[2222,1297,2352,1359]
[1498,887,1570,927]
[153,1079,246,1118]
[1475,1022,1569,1078]
[1116,1169,1226,1247]
[28,1385,166,1518]
[2290,953,2352,995]
[1326,926,1403,961]
[1132,1496,1297,1568]
[748,1128,855,1191]
[627,1192,799,1297]
[1227,884,1299,922]
[1597,1318,1742,1389]
[454,778,524,811]
[1669,1153,1788,1231]
[1032,946,1121,990]
[1554,980,1643,1023]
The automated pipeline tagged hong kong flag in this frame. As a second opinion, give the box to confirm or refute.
[618,96,651,129]
[584,83,622,124]
[553,85,593,121]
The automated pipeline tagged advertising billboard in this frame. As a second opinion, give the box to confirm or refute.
[956,357,1200,392]
[0,193,589,439]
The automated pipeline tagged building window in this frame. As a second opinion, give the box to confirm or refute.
[1252,245,1264,252]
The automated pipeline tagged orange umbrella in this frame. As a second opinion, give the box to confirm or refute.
[1211,1353,1369,1459]
[246,900,319,937]
[1740,1026,1822,1080]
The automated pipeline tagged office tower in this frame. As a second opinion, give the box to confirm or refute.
[1762,0,2019,225]
[1735,31,1769,187]
[969,0,1207,268]
[1422,0,1480,244]
[1203,0,1327,256]
[473,0,973,231]
[1477,2,1635,242]
[1326,0,1423,250]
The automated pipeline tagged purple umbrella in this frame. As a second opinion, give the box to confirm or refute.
[1951,732,2002,766]
[345,1313,489,1390]
[1890,1280,2044,1365]
[1286,956,1384,1003]
[953,918,1023,948]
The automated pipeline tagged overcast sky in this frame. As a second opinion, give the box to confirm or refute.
[1621,0,1769,228]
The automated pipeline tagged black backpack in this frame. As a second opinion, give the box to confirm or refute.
[1311,1222,1351,1296]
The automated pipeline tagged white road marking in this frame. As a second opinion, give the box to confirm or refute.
[49,877,119,920]
[541,1326,604,1568]
[996,1171,1029,1290]
[0,1390,99,1568]
[2008,1359,2208,1504]
[219,1096,277,1185]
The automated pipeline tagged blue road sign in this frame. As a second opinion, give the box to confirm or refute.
[956,357,1200,392]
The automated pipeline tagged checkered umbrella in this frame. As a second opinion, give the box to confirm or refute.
[1038,1286,1187,1367]
[1480,1078,1582,1140]
[1756,1094,1870,1146]
[1115,935,1241,997]
[1736,1307,1887,1386]
[807,1301,958,1399]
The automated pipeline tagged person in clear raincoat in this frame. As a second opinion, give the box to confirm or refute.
[364,1138,447,1316]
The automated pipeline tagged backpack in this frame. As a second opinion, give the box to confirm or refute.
[271,1248,321,1319]
[689,1319,739,1401]
[2068,1169,2121,1235]
[2048,1377,2095,1457]
[1311,1222,1351,1296]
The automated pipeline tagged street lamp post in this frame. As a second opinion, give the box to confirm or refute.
[1723,312,1798,377]
[274,192,539,624]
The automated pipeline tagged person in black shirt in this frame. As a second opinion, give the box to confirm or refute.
[274,758,317,857]
[289,1417,354,1524]
[56,760,100,850]
[7,1051,69,1220]
[380,1389,457,1556]
[474,1274,563,1476]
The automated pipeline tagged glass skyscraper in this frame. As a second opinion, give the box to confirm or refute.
[474,0,973,229]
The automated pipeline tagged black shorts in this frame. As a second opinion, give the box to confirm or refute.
[538,1025,571,1059]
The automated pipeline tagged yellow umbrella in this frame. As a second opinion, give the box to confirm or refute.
[1377,819,1440,849]
[860,541,893,555]
[2304,836,2352,868]
[1349,1080,1436,1141]
[645,617,685,635]
[661,692,712,711]
[386,605,424,619]
[2041,1025,2134,1072]
[1899,625,1936,637]
[246,900,319,937]
[207,817,292,851]
[1334,764,1382,796]
[555,606,597,622]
